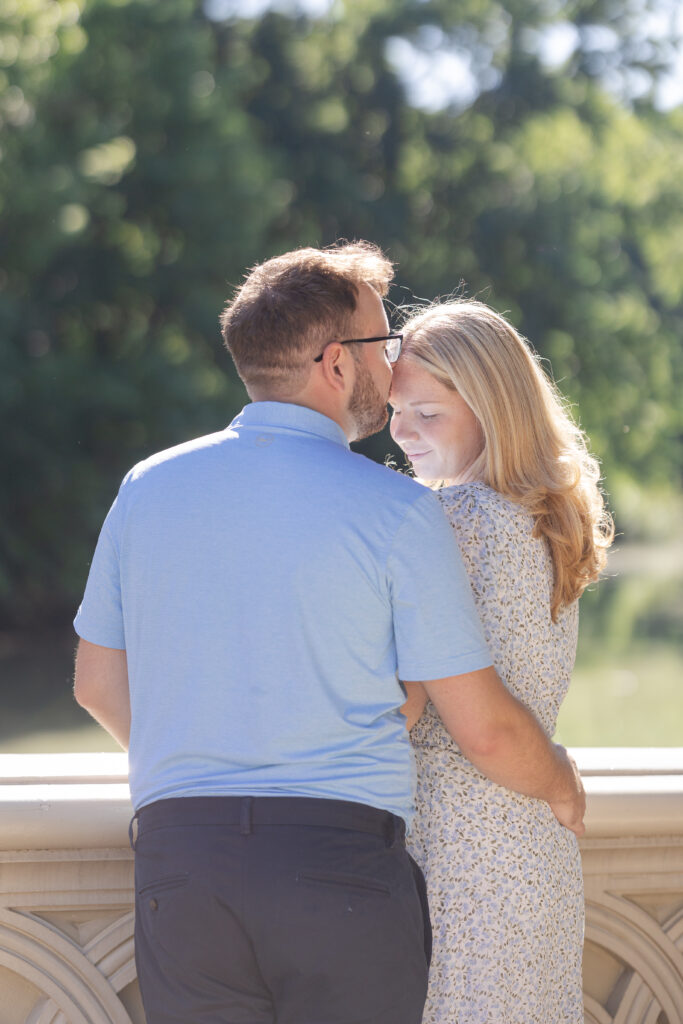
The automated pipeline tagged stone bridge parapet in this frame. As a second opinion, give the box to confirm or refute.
[0,750,681,1023]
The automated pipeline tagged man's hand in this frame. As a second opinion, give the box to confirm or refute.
[547,745,586,837]
[408,666,587,836]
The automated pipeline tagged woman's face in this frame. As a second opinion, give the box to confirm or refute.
[389,357,484,484]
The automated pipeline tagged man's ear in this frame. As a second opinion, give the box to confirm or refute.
[320,344,353,393]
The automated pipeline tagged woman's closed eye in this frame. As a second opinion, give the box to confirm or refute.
[390,408,437,421]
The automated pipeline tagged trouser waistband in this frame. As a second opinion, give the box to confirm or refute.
[130,795,406,850]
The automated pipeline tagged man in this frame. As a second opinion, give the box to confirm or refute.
[74,241,584,1024]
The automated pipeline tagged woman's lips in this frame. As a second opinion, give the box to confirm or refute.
[407,451,431,460]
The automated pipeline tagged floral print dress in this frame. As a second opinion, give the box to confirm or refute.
[407,482,584,1024]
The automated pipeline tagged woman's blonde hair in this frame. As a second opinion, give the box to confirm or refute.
[401,299,614,620]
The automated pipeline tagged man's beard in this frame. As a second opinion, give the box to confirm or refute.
[348,358,389,441]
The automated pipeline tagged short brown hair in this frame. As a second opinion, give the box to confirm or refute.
[220,241,394,396]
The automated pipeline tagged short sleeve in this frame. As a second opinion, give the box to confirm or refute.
[387,492,492,681]
[73,491,126,650]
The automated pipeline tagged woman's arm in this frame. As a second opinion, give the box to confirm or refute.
[401,681,428,730]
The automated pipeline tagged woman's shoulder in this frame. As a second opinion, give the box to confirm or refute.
[437,481,533,533]
[438,483,557,606]
[437,483,546,575]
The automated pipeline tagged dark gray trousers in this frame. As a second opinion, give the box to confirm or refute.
[132,796,431,1024]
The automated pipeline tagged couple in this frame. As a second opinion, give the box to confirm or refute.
[74,241,611,1024]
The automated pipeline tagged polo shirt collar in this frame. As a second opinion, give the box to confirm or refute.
[229,402,350,450]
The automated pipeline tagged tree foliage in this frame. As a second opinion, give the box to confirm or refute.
[1,0,681,625]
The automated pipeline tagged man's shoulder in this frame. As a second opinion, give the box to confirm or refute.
[345,452,431,504]
[348,456,421,495]
[123,429,234,486]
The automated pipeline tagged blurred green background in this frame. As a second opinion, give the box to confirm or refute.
[1,0,681,752]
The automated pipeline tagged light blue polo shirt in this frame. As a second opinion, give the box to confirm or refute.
[74,402,491,822]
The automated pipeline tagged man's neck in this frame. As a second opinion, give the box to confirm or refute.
[249,391,355,442]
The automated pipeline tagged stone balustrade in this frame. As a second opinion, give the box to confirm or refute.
[0,750,681,1023]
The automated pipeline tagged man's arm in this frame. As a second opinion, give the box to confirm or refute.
[403,667,585,836]
[73,638,131,751]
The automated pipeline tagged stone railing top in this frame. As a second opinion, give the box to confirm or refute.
[0,750,681,852]
[0,751,129,785]
[574,747,683,775]
[2,748,681,784]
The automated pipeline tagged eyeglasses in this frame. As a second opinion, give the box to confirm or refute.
[313,334,403,364]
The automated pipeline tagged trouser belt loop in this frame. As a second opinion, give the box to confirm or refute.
[240,796,253,835]
[128,813,139,851]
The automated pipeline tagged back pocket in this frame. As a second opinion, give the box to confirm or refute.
[297,870,390,897]
[138,872,190,897]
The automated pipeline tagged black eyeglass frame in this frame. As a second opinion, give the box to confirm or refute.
[313,333,403,364]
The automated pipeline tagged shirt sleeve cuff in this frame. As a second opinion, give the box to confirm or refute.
[397,647,493,682]
[73,611,126,651]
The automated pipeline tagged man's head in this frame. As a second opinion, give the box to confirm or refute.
[220,242,395,438]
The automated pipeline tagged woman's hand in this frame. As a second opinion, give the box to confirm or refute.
[400,682,428,730]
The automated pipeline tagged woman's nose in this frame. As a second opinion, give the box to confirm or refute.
[390,414,417,443]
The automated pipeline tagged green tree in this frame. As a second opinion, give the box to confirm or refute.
[224,0,683,501]
[1,0,278,623]
[2,0,682,628]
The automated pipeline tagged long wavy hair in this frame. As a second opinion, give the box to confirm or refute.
[401,299,614,620]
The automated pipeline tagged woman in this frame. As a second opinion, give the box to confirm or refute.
[389,299,613,1024]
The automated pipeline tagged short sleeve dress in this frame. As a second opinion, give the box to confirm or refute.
[407,482,584,1024]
